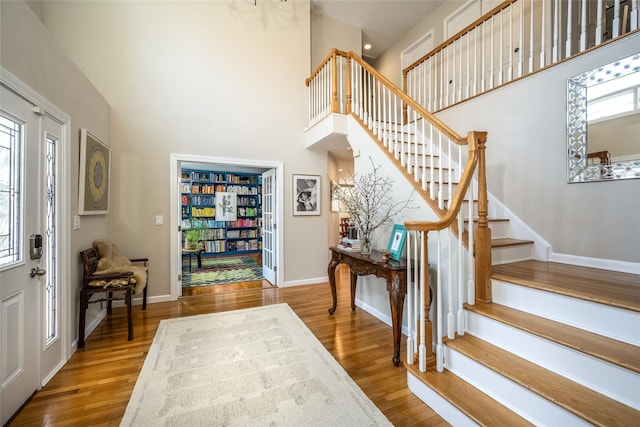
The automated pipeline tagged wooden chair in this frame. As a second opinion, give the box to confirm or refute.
[78,247,148,348]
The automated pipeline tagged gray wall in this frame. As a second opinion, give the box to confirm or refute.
[1,0,111,347]
[437,34,640,263]
[39,0,332,297]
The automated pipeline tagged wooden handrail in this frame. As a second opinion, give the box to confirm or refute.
[305,48,349,86]
[347,52,467,145]
[404,131,484,232]
[306,49,466,146]
[403,0,516,75]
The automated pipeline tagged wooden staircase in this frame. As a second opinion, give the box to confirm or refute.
[368,121,640,425]
[407,261,640,426]
[304,49,639,425]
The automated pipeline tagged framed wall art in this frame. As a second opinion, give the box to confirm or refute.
[293,174,320,216]
[79,129,111,215]
[387,224,407,261]
[215,192,237,221]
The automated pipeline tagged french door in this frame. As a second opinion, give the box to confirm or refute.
[261,168,277,285]
[0,85,63,424]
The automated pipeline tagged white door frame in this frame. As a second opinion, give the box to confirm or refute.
[169,154,284,300]
[0,68,71,386]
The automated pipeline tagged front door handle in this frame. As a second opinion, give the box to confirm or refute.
[30,266,46,278]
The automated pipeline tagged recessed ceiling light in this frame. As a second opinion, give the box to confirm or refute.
[364,43,372,50]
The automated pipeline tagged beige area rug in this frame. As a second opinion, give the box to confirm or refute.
[120,303,391,426]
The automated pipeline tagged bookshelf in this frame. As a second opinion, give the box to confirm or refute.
[181,169,262,255]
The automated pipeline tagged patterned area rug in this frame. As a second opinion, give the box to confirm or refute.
[120,304,391,426]
[183,256,263,287]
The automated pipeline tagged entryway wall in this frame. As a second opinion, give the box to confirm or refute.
[169,154,284,300]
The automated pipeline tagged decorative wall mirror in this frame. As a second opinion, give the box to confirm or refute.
[567,52,640,182]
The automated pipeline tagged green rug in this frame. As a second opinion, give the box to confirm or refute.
[183,256,263,287]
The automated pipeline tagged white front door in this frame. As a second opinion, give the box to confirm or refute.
[0,85,62,424]
[261,168,276,285]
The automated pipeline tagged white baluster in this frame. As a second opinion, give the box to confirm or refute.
[421,117,427,191]
[508,6,513,82]
[566,0,573,57]
[435,230,444,372]
[429,124,435,198]
[406,231,414,365]
[518,0,524,77]
[414,230,420,356]
[447,227,454,340]
[632,0,638,30]
[499,9,504,86]
[596,0,604,45]
[529,0,535,73]
[613,0,621,38]
[489,15,495,89]
[419,231,427,373]
[553,0,560,62]
[580,0,588,51]
[437,133,443,210]
[540,0,547,66]
[457,147,465,336]
[468,179,475,305]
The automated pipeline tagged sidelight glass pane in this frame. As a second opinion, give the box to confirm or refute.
[45,135,58,343]
[0,114,22,267]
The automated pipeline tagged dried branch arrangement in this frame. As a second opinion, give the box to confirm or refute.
[332,158,413,249]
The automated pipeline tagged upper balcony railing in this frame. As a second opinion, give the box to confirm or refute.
[404,0,640,113]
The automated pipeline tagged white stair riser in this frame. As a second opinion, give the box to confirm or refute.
[493,279,640,346]
[466,311,640,410]
[444,347,593,426]
[406,374,479,426]
[491,244,533,265]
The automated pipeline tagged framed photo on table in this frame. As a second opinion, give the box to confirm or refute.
[293,174,321,216]
[79,129,111,215]
[387,224,407,261]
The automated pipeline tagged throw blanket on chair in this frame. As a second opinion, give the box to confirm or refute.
[93,239,147,295]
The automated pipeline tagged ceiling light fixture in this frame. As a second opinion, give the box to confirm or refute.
[364,43,372,50]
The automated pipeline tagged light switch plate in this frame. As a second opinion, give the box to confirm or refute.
[73,215,80,230]
[155,215,164,226]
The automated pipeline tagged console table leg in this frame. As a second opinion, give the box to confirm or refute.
[327,259,339,315]
[389,274,406,367]
[350,270,357,311]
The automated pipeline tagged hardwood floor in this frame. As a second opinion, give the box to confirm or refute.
[9,265,447,426]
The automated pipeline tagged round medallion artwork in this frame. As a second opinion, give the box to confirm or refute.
[86,145,108,207]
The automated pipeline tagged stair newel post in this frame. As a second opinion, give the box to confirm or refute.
[330,49,339,113]
[345,55,352,115]
[472,131,492,303]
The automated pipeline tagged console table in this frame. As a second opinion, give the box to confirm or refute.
[327,246,408,366]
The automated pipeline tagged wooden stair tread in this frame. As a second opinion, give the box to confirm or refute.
[447,334,640,426]
[491,238,533,248]
[405,362,533,427]
[492,260,640,313]
[466,302,640,373]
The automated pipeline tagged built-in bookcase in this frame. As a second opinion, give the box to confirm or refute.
[181,169,262,255]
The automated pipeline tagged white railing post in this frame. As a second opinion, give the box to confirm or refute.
[613,0,621,38]
[406,231,414,365]
[435,230,444,372]
[580,0,588,51]
[419,231,428,373]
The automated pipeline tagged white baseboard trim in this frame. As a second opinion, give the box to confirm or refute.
[355,298,411,337]
[549,252,640,274]
[282,276,328,287]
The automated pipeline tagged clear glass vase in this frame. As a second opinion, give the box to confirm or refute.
[360,237,372,255]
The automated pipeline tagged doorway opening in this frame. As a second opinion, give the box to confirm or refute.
[169,154,284,300]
